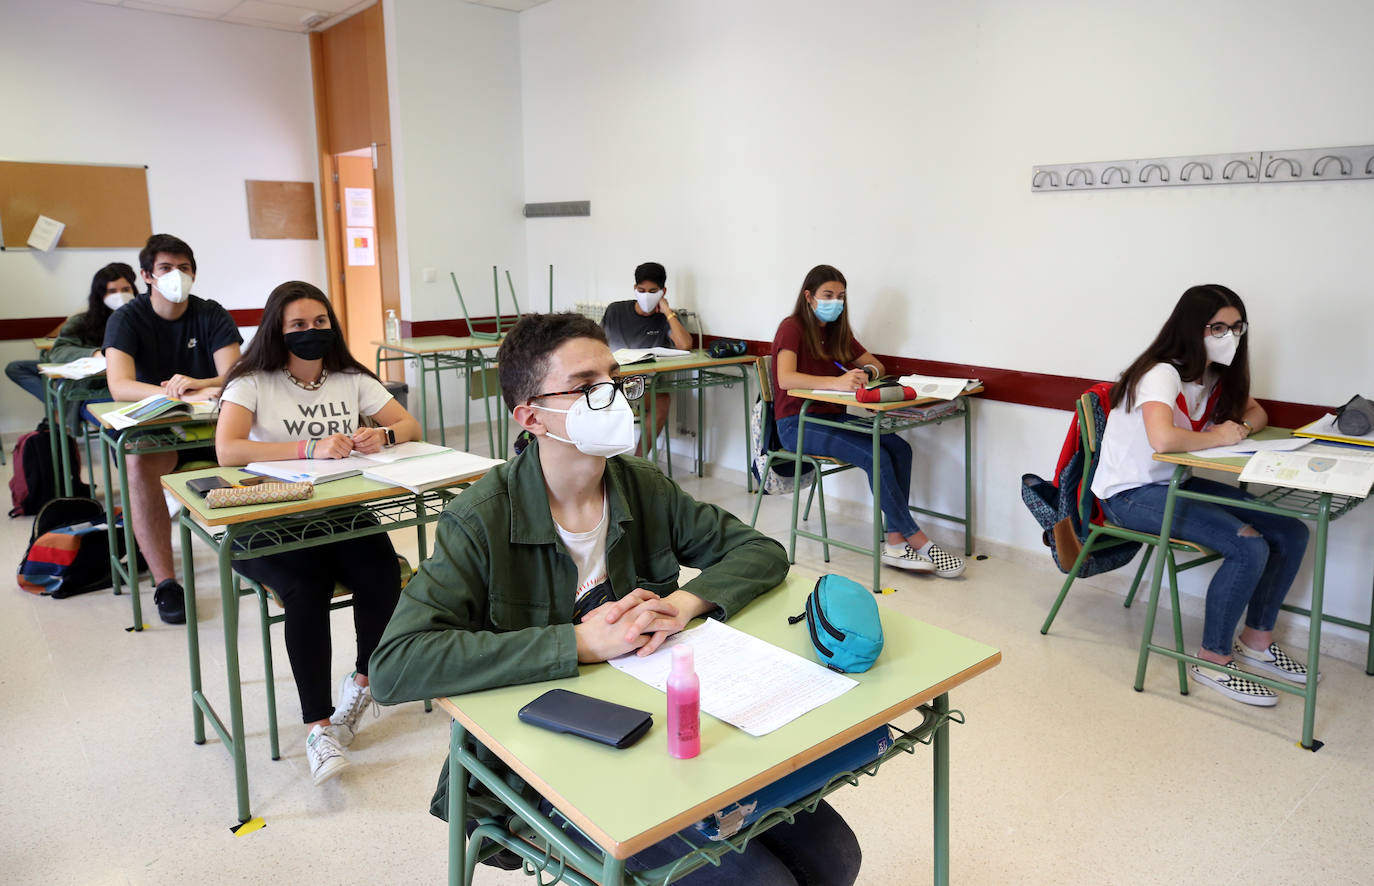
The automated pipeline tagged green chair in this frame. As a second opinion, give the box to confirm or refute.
[1039,391,1221,693]
[748,356,860,563]
[238,554,429,761]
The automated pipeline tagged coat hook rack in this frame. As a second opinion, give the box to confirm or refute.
[1032,144,1374,192]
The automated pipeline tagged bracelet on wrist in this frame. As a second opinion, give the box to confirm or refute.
[306,438,319,459]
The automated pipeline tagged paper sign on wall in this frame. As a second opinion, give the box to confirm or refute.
[27,215,65,251]
[346,227,375,266]
[344,188,374,227]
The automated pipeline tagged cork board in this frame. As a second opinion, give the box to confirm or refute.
[245,180,319,240]
[0,161,152,249]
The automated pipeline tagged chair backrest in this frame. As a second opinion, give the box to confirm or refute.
[756,355,775,403]
[1074,390,1110,524]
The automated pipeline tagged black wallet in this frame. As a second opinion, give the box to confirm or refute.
[186,476,233,497]
[517,689,653,749]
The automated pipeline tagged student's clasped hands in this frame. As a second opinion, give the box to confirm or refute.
[309,428,390,458]
[575,588,693,662]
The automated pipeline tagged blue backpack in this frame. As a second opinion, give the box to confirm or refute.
[788,574,884,673]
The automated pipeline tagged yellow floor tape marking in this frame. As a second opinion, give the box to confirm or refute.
[230,817,266,836]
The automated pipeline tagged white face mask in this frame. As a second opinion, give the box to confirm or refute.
[635,289,663,313]
[1203,332,1239,366]
[533,389,636,457]
[104,291,133,311]
[154,269,193,304]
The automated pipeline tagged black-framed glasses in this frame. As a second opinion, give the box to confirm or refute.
[529,376,646,409]
[1204,321,1248,338]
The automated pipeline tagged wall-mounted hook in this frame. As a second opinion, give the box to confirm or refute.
[1139,163,1169,183]
[1065,168,1093,186]
[1032,170,1060,188]
[1101,166,1130,185]
[1312,155,1351,177]
[1180,161,1212,182]
[1222,159,1257,180]
[1365,155,1374,175]
[1264,157,1301,179]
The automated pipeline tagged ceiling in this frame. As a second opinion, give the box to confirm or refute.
[79,0,553,34]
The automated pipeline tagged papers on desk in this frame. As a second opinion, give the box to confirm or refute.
[1293,413,1374,448]
[608,618,857,737]
[40,355,106,379]
[613,347,691,365]
[105,394,215,430]
[1187,436,1312,459]
[895,375,982,401]
[246,445,501,492]
[1238,444,1374,498]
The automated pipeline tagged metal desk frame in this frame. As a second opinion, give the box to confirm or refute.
[374,337,505,454]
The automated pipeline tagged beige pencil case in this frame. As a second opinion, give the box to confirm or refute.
[206,482,314,508]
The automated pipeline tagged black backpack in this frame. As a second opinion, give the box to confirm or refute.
[17,497,141,598]
[8,419,90,518]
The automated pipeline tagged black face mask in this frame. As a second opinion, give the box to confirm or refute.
[283,327,336,361]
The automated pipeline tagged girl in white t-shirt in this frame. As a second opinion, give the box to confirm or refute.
[1094,284,1310,707]
[216,281,421,785]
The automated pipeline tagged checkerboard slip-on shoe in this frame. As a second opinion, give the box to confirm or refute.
[882,544,935,573]
[1189,662,1278,707]
[922,543,965,579]
[1233,640,1319,686]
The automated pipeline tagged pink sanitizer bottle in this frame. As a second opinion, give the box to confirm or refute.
[667,644,700,759]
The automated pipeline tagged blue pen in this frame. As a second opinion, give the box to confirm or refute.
[833,361,848,373]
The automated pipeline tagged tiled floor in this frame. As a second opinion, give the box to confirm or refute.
[3,454,1372,885]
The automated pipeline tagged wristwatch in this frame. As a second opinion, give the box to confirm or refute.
[1241,420,1254,433]
[666,311,679,321]
[383,427,397,447]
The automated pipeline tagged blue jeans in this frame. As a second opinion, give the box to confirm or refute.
[1102,477,1309,656]
[777,412,920,538]
[6,359,46,403]
[541,797,861,885]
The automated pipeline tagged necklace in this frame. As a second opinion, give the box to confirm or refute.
[284,367,328,391]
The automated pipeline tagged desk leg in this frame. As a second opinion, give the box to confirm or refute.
[46,379,63,496]
[449,721,468,886]
[963,399,974,557]
[416,355,430,443]
[1135,467,1183,691]
[741,367,755,493]
[1366,566,1374,676]
[933,692,950,886]
[117,435,144,630]
[697,370,705,477]
[57,389,76,499]
[871,416,883,595]
[601,855,626,885]
[462,355,472,452]
[219,540,252,822]
[102,434,123,599]
[433,355,448,448]
[477,353,497,458]
[1300,498,1331,750]
[182,517,206,745]
[788,406,809,564]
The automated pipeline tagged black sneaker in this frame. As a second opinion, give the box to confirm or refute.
[154,579,186,625]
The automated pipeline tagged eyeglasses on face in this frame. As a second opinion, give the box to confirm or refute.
[1203,320,1248,338]
[529,375,646,409]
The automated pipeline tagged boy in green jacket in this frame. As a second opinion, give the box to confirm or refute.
[370,313,860,885]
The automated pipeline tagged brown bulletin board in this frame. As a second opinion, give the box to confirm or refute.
[245,180,319,240]
[0,161,152,249]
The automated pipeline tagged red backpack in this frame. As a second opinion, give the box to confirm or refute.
[9,420,89,517]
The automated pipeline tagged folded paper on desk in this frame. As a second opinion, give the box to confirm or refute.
[608,618,857,737]
[613,347,691,365]
[360,450,502,493]
[1238,445,1374,498]
[1188,437,1312,459]
[40,356,106,379]
[895,374,981,401]
[105,394,215,430]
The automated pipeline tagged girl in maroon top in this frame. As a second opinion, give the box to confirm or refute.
[771,265,964,578]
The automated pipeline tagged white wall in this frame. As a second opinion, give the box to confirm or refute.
[0,0,322,434]
[516,0,1374,638]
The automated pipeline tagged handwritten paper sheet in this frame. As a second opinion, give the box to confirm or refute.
[1188,437,1312,459]
[608,618,856,737]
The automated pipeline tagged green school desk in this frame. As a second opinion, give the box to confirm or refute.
[88,401,219,631]
[373,336,505,453]
[163,463,491,824]
[1140,431,1371,750]
[786,389,980,594]
[40,368,109,496]
[437,570,999,886]
[615,350,758,493]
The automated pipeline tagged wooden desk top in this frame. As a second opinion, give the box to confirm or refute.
[790,384,984,411]
[88,399,218,432]
[437,571,1000,860]
[372,335,503,354]
[162,466,432,527]
[33,337,56,353]
[1152,427,1293,475]
[615,349,757,376]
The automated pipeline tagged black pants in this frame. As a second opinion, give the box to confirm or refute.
[234,531,401,723]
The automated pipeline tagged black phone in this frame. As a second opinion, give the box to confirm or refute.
[517,689,653,749]
[186,476,233,497]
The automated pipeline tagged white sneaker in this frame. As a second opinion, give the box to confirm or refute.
[882,544,935,573]
[921,543,966,579]
[306,724,350,785]
[1233,640,1319,686]
[329,672,376,747]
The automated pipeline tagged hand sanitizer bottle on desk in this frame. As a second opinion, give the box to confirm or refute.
[385,309,401,344]
[667,645,700,759]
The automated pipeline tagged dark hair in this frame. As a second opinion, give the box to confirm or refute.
[633,262,666,288]
[74,262,137,345]
[788,264,856,364]
[1109,283,1251,423]
[139,233,197,275]
[497,312,608,411]
[223,281,378,391]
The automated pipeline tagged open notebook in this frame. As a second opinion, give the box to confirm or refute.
[105,394,215,430]
[246,442,500,492]
[613,347,691,365]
